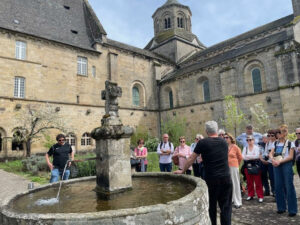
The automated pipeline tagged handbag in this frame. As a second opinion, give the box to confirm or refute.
[130,158,140,166]
[172,155,179,166]
[273,140,289,162]
[246,160,260,175]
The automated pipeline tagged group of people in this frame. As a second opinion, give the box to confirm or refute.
[46,123,300,225]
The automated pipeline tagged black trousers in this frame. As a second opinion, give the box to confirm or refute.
[206,177,233,225]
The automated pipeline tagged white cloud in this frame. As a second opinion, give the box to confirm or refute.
[90,0,293,48]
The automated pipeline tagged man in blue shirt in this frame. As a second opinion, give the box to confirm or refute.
[236,125,262,148]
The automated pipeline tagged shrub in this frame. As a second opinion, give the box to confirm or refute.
[72,160,96,178]
[130,125,150,148]
[145,137,160,152]
[22,156,48,174]
[161,116,187,147]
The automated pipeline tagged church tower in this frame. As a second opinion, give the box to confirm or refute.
[292,0,300,17]
[145,0,205,63]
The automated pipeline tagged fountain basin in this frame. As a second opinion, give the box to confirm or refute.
[0,173,210,225]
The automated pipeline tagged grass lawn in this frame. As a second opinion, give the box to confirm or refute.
[0,152,179,184]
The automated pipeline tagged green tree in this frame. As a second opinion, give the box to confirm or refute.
[161,116,187,147]
[222,95,248,137]
[130,125,150,148]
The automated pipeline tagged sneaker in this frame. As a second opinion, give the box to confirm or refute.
[288,213,296,217]
[234,205,242,209]
[258,198,264,203]
[246,196,253,201]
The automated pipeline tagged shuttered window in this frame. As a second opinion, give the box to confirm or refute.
[81,133,91,146]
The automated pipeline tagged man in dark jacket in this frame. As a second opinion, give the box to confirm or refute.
[45,134,74,183]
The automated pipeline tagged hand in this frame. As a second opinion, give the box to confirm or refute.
[174,170,183,174]
[68,161,72,167]
[48,163,53,171]
[272,159,280,167]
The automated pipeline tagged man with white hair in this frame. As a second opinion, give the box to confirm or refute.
[175,121,232,225]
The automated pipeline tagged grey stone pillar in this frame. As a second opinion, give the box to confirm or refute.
[91,81,133,197]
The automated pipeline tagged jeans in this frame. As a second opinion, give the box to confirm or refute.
[135,164,148,172]
[192,163,201,177]
[273,161,298,214]
[297,160,300,179]
[159,163,172,172]
[267,163,275,194]
[50,168,70,183]
[206,176,232,225]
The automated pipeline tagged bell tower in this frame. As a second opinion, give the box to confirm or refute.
[292,0,300,17]
[145,0,205,63]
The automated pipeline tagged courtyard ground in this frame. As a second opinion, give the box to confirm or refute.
[0,168,299,224]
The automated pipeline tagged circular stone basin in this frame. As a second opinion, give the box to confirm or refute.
[0,173,210,225]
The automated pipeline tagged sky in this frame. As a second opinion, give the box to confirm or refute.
[89,0,293,49]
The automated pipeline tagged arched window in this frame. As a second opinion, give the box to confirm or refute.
[252,68,262,93]
[169,91,174,109]
[66,133,76,147]
[203,80,210,102]
[177,17,183,28]
[81,133,91,146]
[165,17,171,29]
[132,87,140,106]
[12,130,24,151]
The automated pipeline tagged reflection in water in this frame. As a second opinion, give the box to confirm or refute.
[10,177,195,214]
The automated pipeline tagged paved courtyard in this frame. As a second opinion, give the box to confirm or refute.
[0,169,299,224]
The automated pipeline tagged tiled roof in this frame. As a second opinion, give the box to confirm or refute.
[0,0,106,51]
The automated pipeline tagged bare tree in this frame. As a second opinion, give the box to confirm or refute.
[221,95,248,137]
[14,104,72,157]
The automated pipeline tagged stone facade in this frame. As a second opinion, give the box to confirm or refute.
[1,0,300,157]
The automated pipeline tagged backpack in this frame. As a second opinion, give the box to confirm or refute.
[274,140,295,165]
[160,141,172,149]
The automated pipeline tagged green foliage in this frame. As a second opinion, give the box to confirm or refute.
[43,134,56,149]
[130,125,150,148]
[22,156,48,175]
[222,95,248,137]
[287,133,297,141]
[161,116,187,147]
[73,160,96,178]
[250,103,270,133]
[144,137,160,152]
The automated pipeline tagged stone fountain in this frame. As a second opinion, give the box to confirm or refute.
[91,80,133,197]
[0,81,211,225]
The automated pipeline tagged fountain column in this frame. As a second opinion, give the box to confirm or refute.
[91,81,133,196]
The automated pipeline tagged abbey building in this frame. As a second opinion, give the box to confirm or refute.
[0,0,300,157]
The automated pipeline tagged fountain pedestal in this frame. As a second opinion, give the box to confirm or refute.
[91,81,133,196]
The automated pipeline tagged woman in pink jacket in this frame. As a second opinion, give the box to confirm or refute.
[134,139,148,172]
[173,136,192,175]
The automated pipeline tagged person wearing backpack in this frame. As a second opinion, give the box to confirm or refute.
[157,133,174,172]
[269,124,298,217]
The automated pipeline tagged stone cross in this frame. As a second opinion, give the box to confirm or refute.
[101,80,122,118]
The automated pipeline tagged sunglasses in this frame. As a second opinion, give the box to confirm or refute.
[58,139,65,142]
[224,136,229,139]
[267,134,275,137]
[180,141,185,143]
[246,139,253,142]
[296,133,300,135]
